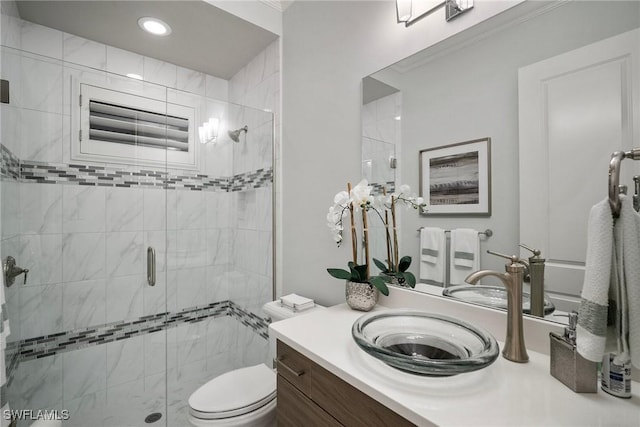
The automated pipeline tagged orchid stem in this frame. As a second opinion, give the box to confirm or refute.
[383,188,393,272]
[362,206,370,279]
[391,195,399,272]
[347,183,357,265]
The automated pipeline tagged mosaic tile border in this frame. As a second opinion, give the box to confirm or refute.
[1,144,272,192]
[5,342,20,390]
[370,181,396,195]
[0,144,20,181]
[228,303,270,340]
[6,300,270,388]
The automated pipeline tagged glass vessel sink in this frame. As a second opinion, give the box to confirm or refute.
[352,309,499,376]
[442,285,556,315]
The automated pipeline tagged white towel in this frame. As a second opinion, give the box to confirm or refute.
[576,198,616,364]
[449,228,480,285]
[577,196,640,368]
[280,293,315,312]
[614,196,640,368]
[419,228,445,286]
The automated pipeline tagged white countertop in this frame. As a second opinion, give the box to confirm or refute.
[270,303,640,427]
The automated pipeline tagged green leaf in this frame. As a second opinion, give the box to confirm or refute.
[398,256,412,272]
[348,264,370,282]
[373,258,389,273]
[369,276,390,296]
[403,271,416,287]
[327,268,351,280]
[347,265,360,281]
[355,264,368,280]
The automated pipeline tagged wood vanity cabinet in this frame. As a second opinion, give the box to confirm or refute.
[276,340,416,427]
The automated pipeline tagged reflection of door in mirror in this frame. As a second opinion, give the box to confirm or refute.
[519,28,640,313]
[361,76,401,264]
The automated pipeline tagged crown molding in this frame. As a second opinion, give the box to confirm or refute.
[261,0,295,12]
[390,0,568,74]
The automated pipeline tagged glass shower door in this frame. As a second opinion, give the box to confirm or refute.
[0,44,275,427]
[0,46,172,427]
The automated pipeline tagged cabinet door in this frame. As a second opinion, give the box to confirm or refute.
[277,374,342,427]
[310,361,416,427]
[276,340,417,427]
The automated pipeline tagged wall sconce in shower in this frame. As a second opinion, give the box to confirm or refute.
[198,117,219,144]
[396,0,473,26]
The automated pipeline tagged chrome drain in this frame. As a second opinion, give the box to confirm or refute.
[144,413,162,424]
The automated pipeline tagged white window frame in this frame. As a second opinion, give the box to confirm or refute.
[72,81,199,170]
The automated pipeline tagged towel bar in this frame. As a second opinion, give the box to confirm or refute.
[608,148,640,217]
[417,228,493,237]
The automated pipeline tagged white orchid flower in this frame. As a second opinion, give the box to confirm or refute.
[327,207,337,222]
[350,179,373,210]
[334,191,349,206]
[397,184,411,195]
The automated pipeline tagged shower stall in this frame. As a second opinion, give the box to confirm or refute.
[0,8,276,426]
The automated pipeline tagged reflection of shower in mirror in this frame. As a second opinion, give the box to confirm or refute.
[228,125,248,143]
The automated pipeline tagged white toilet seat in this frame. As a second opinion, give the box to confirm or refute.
[188,398,276,427]
[189,364,276,422]
[190,391,276,420]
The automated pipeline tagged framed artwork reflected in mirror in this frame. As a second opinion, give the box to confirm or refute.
[419,138,491,216]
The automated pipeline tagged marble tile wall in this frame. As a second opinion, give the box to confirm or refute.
[362,92,401,267]
[1,10,277,427]
[361,91,401,192]
[10,308,268,427]
[227,40,278,315]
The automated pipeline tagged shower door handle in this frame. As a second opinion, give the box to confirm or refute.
[147,247,156,287]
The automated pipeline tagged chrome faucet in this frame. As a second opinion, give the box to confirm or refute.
[3,256,29,287]
[465,252,529,363]
[519,244,545,318]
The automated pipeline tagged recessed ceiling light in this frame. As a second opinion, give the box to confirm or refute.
[138,17,171,36]
[126,73,143,80]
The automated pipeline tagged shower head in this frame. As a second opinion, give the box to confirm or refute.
[228,125,248,143]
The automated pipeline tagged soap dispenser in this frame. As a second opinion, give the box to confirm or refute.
[549,311,597,393]
[519,244,545,317]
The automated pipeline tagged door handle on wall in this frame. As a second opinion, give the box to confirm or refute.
[147,247,156,287]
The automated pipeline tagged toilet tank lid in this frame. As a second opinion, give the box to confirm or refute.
[262,300,325,321]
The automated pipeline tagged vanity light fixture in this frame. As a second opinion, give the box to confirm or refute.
[138,17,172,36]
[396,0,473,27]
[198,117,219,144]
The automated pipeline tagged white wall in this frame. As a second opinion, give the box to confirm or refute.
[281,0,522,306]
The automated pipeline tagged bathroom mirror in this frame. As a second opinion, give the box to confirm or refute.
[361,0,640,321]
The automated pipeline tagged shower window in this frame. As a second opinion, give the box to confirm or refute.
[73,82,199,169]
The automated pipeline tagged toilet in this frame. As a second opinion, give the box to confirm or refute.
[187,299,325,426]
